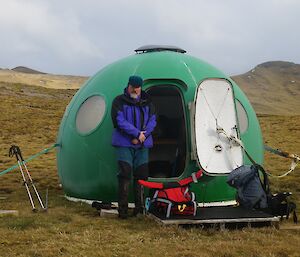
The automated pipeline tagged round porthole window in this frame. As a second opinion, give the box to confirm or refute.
[76,95,106,134]
[236,100,249,134]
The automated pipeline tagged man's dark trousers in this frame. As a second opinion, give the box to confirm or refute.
[116,147,149,218]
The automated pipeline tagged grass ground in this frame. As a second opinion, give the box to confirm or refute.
[0,82,299,257]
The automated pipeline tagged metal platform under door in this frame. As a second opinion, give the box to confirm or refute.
[148,206,280,228]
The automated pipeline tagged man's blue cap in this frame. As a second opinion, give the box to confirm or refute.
[128,75,143,88]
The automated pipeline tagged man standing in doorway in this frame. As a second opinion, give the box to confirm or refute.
[111,75,156,219]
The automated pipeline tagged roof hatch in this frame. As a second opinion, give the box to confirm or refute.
[134,45,186,54]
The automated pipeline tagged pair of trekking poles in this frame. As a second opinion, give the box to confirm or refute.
[9,145,47,212]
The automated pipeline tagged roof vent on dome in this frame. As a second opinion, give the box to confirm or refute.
[134,45,186,54]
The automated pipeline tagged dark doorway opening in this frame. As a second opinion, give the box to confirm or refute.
[147,85,187,178]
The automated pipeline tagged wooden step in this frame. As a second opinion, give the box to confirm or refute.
[0,210,19,216]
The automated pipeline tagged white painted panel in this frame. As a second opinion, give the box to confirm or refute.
[194,79,243,174]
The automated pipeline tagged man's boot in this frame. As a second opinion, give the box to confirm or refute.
[133,179,144,216]
[118,178,130,219]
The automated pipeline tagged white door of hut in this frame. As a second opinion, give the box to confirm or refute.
[193,79,243,174]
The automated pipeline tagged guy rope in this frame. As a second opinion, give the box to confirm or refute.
[264,145,300,178]
[216,126,299,178]
[0,143,59,177]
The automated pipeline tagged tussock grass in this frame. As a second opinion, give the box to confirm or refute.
[0,82,299,257]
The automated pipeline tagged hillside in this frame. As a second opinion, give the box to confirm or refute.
[0,61,299,115]
[232,61,300,115]
[0,69,88,89]
[11,66,46,74]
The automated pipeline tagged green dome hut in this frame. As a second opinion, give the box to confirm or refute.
[57,45,263,206]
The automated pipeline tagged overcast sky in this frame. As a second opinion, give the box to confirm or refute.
[0,0,299,76]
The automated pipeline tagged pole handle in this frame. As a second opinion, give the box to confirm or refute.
[8,145,24,161]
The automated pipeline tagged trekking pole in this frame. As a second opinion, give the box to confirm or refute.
[15,145,46,210]
[9,145,36,211]
[20,154,46,210]
[45,188,48,210]
[9,145,47,211]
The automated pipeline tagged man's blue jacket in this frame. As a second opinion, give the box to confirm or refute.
[111,87,156,148]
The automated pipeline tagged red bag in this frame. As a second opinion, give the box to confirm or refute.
[139,170,202,218]
[150,187,197,218]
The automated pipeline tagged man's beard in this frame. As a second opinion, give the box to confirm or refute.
[130,93,138,99]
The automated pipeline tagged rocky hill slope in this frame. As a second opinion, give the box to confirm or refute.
[232,61,300,115]
[1,61,299,114]
[11,66,46,74]
[0,67,88,89]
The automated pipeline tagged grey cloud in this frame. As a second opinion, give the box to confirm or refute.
[0,0,299,76]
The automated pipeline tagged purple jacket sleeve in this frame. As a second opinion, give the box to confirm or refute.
[145,114,156,138]
[116,111,140,138]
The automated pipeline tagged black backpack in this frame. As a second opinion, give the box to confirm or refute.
[267,192,297,223]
